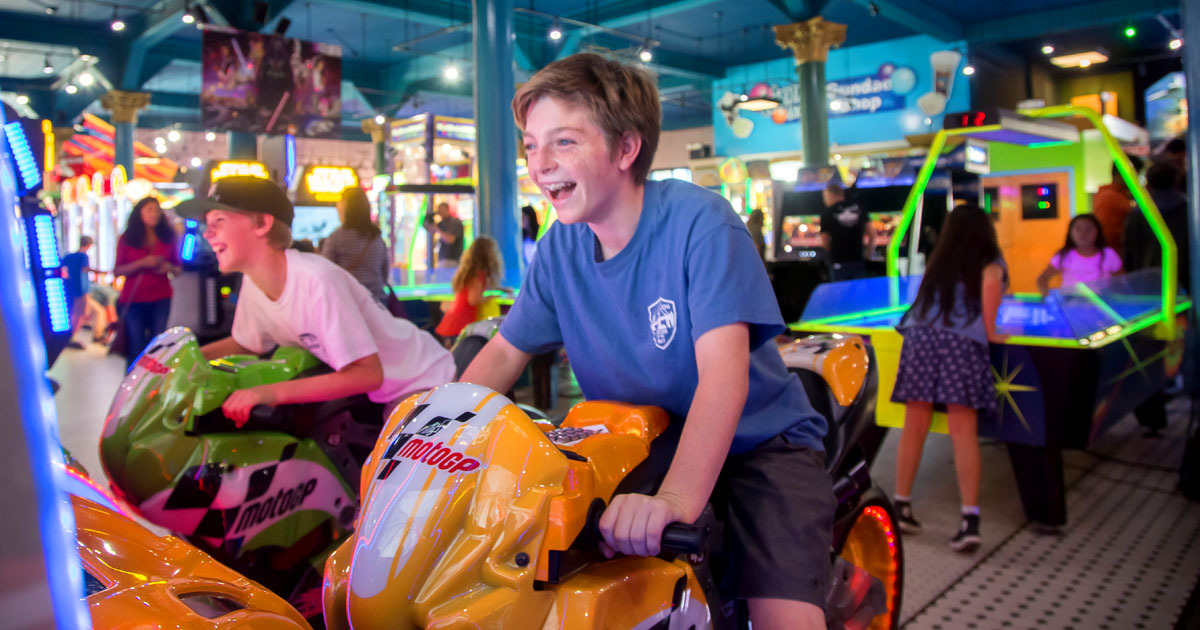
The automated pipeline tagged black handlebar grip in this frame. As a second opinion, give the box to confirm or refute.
[660,522,706,555]
[249,404,278,423]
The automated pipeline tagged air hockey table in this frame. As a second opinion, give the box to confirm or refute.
[792,270,1189,526]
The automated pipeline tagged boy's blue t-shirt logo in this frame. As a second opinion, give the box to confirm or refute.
[647,297,677,350]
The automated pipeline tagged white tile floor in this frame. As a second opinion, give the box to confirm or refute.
[50,347,1200,628]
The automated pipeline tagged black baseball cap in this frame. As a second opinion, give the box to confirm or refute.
[174,176,294,227]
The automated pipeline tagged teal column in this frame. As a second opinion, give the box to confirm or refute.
[114,122,135,179]
[473,0,522,288]
[227,132,257,160]
[775,17,846,168]
[796,61,829,167]
[1183,0,1200,396]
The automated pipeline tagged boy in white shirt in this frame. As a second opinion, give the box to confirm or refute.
[176,176,454,424]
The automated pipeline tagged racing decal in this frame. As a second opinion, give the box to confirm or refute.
[648,297,678,350]
[351,383,510,600]
[138,456,352,545]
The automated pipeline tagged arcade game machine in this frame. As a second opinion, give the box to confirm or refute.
[852,155,953,276]
[290,164,358,249]
[769,165,840,322]
[168,160,263,343]
[0,99,92,630]
[790,106,1189,528]
[1,105,72,366]
[59,169,129,276]
[384,114,475,292]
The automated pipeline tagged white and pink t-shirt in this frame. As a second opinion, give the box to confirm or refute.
[1050,247,1122,289]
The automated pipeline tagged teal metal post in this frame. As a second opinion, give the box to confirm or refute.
[114,122,135,179]
[797,61,829,167]
[227,132,257,160]
[473,0,522,287]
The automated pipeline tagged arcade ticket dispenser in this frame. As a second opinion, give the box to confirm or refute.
[1,107,71,365]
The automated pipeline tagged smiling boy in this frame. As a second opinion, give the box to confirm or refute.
[175,176,454,424]
[459,53,834,628]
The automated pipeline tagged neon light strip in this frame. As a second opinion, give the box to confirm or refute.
[1073,283,1127,324]
[802,304,909,326]
[284,134,297,188]
[4,122,41,192]
[180,233,196,262]
[44,277,70,332]
[788,323,884,336]
[33,215,61,269]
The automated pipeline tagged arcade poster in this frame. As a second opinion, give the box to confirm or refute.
[201,27,342,138]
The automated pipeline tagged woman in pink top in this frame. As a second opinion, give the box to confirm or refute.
[114,197,180,367]
[1036,214,1122,295]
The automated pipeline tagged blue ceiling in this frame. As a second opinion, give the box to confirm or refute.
[0,0,1184,136]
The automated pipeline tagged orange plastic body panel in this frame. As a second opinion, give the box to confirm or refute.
[983,171,1073,293]
[75,495,311,629]
[536,401,671,581]
[542,556,711,628]
[779,335,870,407]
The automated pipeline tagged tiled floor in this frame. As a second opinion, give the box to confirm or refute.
[50,344,1200,628]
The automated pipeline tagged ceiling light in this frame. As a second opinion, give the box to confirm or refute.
[1170,38,1183,50]
[1124,26,1137,38]
[167,129,181,142]
[44,6,56,15]
[77,72,95,87]
[962,65,975,76]
[735,94,782,112]
[64,84,78,95]
[443,64,460,81]
[1041,44,1055,55]
[1049,50,1109,68]
[16,95,29,105]
[155,136,166,145]
[639,45,653,63]
[182,4,196,24]
[205,131,216,141]
[374,114,386,125]
[190,157,202,168]
[833,153,842,161]
[548,19,563,41]
[42,56,53,74]
[111,7,125,31]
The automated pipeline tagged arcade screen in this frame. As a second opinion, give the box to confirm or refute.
[1145,71,1187,144]
[292,206,340,246]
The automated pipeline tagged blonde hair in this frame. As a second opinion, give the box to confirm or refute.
[452,236,503,293]
[512,52,661,184]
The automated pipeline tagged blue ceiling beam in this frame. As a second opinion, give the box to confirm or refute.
[123,4,190,90]
[847,0,963,41]
[580,0,728,30]
[764,0,818,22]
[965,0,1180,44]
[304,0,457,28]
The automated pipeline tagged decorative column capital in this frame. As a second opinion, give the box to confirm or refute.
[100,90,151,124]
[774,17,847,64]
[361,118,388,143]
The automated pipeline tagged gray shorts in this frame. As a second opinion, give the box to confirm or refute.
[711,435,835,607]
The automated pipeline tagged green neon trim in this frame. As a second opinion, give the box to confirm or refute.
[887,130,947,281]
[1011,292,1044,301]
[406,196,430,285]
[1018,104,1178,338]
[788,323,881,336]
[537,206,557,240]
[801,304,909,326]
[1027,141,1072,148]
[1073,283,1127,324]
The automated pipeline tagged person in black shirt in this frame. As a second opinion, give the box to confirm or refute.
[819,181,876,282]
[424,202,465,267]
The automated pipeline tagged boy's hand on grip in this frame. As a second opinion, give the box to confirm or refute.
[222,385,278,427]
[598,492,689,558]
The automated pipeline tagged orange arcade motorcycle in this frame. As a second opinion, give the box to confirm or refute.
[322,334,903,629]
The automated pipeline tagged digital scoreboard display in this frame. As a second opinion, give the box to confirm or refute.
[944,109,1000,129]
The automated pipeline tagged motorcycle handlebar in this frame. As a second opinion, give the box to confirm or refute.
[659,522,706,556]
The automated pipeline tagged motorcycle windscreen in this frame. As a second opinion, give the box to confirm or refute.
[346,383,565,628]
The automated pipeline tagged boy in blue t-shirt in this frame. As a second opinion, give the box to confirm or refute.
[460,53,833,629]
[62,235,95,348]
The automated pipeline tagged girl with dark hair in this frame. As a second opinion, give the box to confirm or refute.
[322,186,389,304]
[113,197,180,367]
[1036,214,1122,296]
[890,204,1008,554]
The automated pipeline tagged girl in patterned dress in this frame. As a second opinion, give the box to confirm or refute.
[891,204,1009,553]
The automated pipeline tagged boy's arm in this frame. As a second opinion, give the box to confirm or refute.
[222,353,384,425]
[458,333,533,393]
[200,336,252,360]
[599,322,748,558]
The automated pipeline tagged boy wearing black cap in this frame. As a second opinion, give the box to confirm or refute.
[176,176,454,424]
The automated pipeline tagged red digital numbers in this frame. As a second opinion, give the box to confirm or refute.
[975,111,987,126]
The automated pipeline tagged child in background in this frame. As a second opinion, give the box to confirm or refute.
[891,205,1009,553]
[1036,214,1122,296]
[435,236,503,344]
[62,235,95,348]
